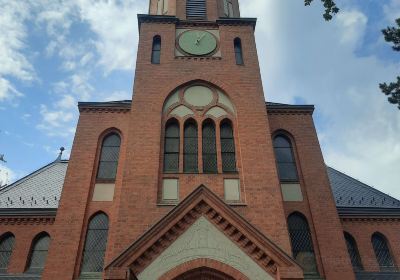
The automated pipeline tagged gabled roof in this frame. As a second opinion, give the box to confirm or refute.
[0,160,68,210]
[105,185,303,280]
[327,167,400,216]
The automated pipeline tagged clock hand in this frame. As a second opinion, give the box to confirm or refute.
[195,33,206,46]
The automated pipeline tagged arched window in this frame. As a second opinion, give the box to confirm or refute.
[186,0,207,19]
[26,233,50,274]
[372,233,396,271]
[81,213,109,273]
[164,119,180,173]
[287,213,318,274]
[97,133,121,181]
[202,120,217,173]
[220,120,236,172]
[234,38,244,65]
[151,36,161,64]
[344,232,363,271]
[0,233,15,272]
[273,135,298,182]
[184,120,198,173]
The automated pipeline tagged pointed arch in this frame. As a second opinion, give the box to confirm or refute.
[273,134,299,182]
[220,119,236,172]
[371,232,396,271]
[184,118,198,173]
[164,118,180,173]
[80,212,110,274]
[97,132,121,181]
[234,38,244,65]
[0,232,15,272]
[26,232,51,274]
[344,232,363,271]
[202,119,217,173]
[151,35,161,64]
[287,212,318,275]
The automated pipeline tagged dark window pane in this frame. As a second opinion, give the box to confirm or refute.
[222,153,236,172]
[186,0,207,19]
[164,154,179,172]
[203,154,218,173]
[202,122,217,173]
[372,234,396,271]
[97,134,121,180]
[0,235,15,270]
[102,134,121,147]
[97,162,118,180]
[288,214,318,274]
[152,37,161,64]
[184,154,198,173]
[184,138,198,153]
[81,214,109,273]
[27,235,50,274]
[273,135,298,182]
[221,139,235,153]
[275,147,295,163]
[344,233,363,271]
[273,136,291,148]
[234,38,244,65]
[164,121,180,173]
[165,138,180,153]
[277,163,298,181]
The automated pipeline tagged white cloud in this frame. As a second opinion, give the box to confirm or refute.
[0,164,14,187]
[56,95,77,109]
[37,105,76,137]
[104,91,132,101]
[241,0,400,198]
[0,1,34,102]
[75,0,147,73]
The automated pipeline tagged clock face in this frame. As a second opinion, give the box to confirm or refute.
[178,30,217,56]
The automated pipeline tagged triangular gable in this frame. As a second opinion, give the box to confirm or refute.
[105,185,303,280]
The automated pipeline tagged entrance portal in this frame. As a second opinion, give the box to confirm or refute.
[173,267,235,280]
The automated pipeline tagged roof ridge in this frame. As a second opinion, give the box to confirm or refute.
[327,166,400,203]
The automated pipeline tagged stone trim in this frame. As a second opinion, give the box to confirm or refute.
[105,185,302,279]
[0,216,55,225]
[159,258,250,280]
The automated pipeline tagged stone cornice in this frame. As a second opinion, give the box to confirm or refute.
[78,101,131,113]
[266,104,315,115]
[0,216,55,225]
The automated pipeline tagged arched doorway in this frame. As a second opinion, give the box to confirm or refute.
[173,267,235,280]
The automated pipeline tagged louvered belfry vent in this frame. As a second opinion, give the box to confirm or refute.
[186,0,207,19]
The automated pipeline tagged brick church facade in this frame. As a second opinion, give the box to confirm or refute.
[1,1,400,279]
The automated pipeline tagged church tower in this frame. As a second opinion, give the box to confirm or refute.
[39,1,355,279]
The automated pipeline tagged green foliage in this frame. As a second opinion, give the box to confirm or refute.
[380,18,400,110]
[304,0,339,21]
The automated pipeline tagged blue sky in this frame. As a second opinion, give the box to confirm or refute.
[0,0,399,199]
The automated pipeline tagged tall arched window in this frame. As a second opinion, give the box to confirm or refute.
[164,119,180,173]
[151,36,161,64]
[184,119,198,173]
[372,233,396,271]
[81,213,109,274]
[0,233,15,272]
[220,120,236,172]
[202,120,217,173]
[344,232,363,271]
[97,133,121,181]
[287,213,318,275]
[26,233,50,274]
[273,135,298,182]
[186,0,207,19]
[234,38,244,65]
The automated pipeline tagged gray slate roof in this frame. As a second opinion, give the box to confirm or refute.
[327,167,400,209]
[0,155,399,218]
[0,160,68,209]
